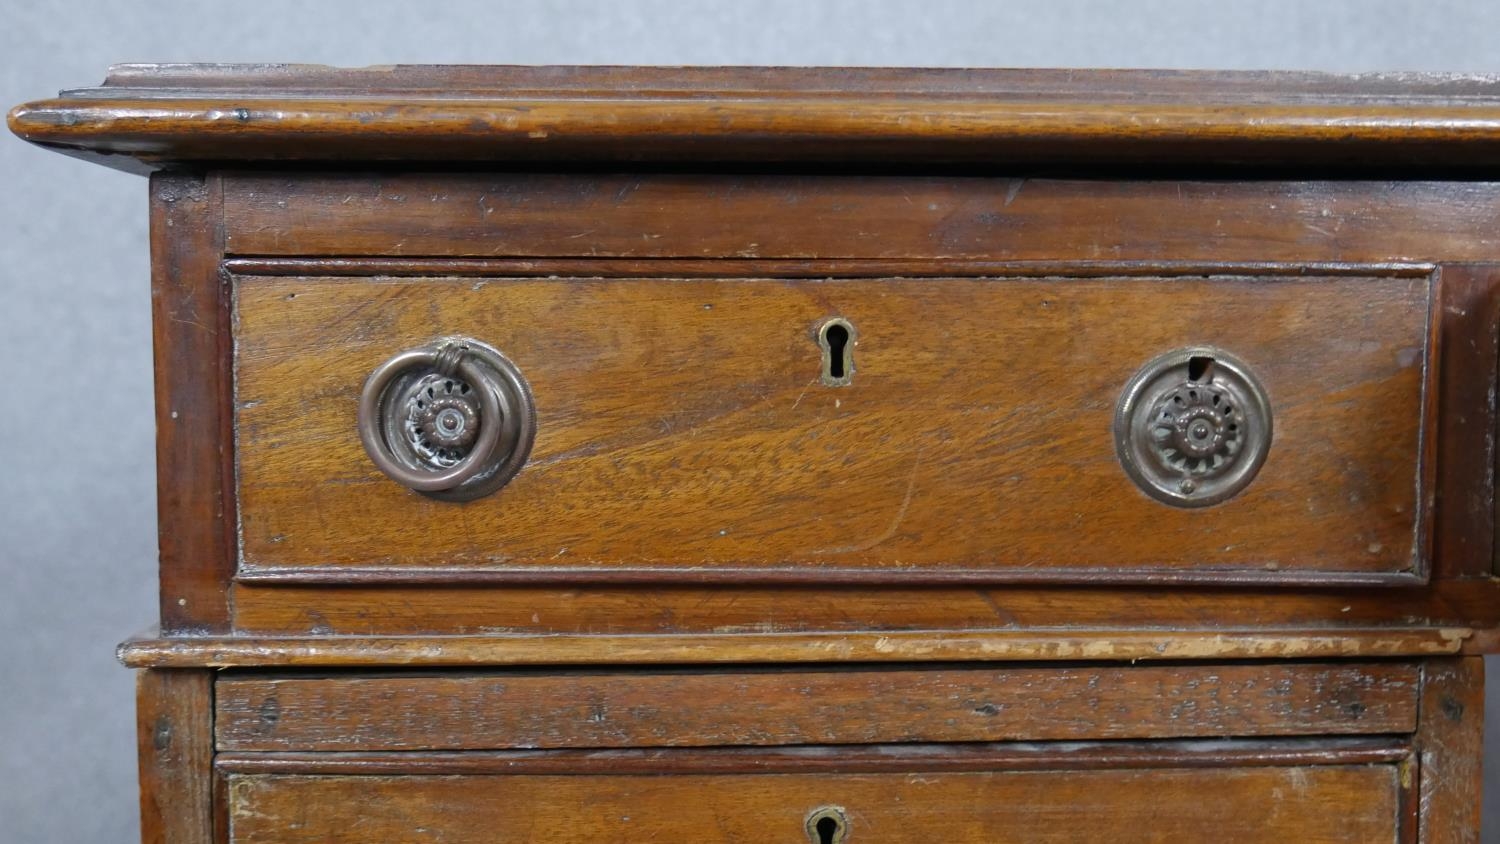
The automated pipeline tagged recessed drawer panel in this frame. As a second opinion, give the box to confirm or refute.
[233,274,1433,584]
[226,762,1402,843]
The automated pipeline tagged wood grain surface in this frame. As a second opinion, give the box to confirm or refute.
[1416,658,1485,843]
[226,578,1500,638]
[220,174,1500,264]
[211,736,1414,776]
[213,662,1418,752]
[150,173,234,634]
[137,670,215,844]
[74,63,1500,99]
[234,274,1432,583]
[115,628,1468,669]
[15,65,1500,843]
[1432,265,1500,578]
[17,66,1500,173]
[226,765,1402,843]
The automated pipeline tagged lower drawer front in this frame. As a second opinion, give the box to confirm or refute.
[227,765,1401,843]
[215,662,1419,751]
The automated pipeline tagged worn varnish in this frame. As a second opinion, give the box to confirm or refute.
[19,66,1500,173]
[226,765,1403,843]
[136,670,215,844]
[218,174,1500,264]
[117,628,1471,668]
[211,736,1415,776]
[11,65,1500,842]
[150,174,233,634]
[1433,265,1500,579]
[235,273,1433,584]
[214,663,1419,752]
[1415,658,1486,842]
[227,580,1500,638]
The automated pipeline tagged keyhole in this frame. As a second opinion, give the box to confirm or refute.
[818,318,856,387]
[806,806,849,843]
[1187,354,1215,382]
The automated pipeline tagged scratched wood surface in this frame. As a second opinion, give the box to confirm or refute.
[1416,658,1485,843]
[214,662,1418,752]
[211,736,1413,776]
[117,629,1468,669]
[18,66,1500,173]
[15,64,1500,844]
[219,174,1500,264]
[234,274,1432,583]
[71,63,1500,101]
[227,580,1500,638]
[150,173,233,634]
[226,765,1402,843]
[1432,266,1500,579]
[137,670,215,844]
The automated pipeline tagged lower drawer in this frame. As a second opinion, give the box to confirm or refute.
[215,662,1418,750]
[216,663,1422,841]
[224,747,1405,843]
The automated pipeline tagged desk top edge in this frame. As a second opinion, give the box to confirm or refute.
[76,63,1500,99]
[14,64,1500,175]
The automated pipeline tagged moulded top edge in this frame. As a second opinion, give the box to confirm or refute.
[13,65,1500,175]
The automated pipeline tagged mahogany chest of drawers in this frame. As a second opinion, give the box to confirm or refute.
[12,64,1500,842]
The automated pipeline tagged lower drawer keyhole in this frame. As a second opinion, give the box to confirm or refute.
[817,318,855,386]
[806,806,849,843]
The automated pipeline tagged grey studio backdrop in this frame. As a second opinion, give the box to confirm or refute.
[5,1,1500,840]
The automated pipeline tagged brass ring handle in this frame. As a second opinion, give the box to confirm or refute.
[357,337,535,502]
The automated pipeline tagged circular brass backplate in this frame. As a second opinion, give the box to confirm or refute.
[1114,347,1272,508]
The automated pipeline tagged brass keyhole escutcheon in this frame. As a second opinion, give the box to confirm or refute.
[806,806,849,843]
[817,318,856,386]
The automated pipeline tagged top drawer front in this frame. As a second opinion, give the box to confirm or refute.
[234,273,1432,584]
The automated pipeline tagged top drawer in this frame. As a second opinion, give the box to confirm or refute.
[233,272,1434,585]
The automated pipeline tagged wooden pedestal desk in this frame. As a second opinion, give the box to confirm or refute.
[12,64,1500,842]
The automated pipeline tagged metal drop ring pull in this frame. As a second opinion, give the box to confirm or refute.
[1114,346,1272,508]
[357,337,535,502]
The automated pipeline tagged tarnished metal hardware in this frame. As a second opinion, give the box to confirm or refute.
[357,337,535,502]
[1114,347,1272,508]
[817,317,856,387]
[805,806,850,843]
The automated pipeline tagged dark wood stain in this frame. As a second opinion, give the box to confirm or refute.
[150,173,234,634]
[137,669,214,843]
[211,736,1415,776]
[223,579,1500,638]
[19,66,1500,173]
[221,174,1500,263]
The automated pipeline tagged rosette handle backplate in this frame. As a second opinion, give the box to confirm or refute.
[357,337,536,502]
[1114,347,1272,508]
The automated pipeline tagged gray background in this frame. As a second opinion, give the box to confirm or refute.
[4,1,1500,840]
